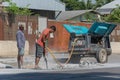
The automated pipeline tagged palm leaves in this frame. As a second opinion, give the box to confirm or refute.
[60,0,93,10]
[104,4,120,23]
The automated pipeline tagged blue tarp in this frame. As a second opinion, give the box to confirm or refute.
[63,24,88,35]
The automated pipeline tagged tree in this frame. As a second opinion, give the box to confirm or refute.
[60,0,81,10]
[104,5,120,23]
[4,0,32,15]
[79,0,93,10]
[60,0,93,10]
[60,0,114,10]
[105,0,114,4]
[2,0,32,26]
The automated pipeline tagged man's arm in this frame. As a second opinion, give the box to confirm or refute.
[42,34,46,43]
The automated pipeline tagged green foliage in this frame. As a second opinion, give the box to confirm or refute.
[60,0,80,10]
[60,0,114,10]
[4,0,32,15]
[82,12,99,22]
[80,0,93,10]
[18,4,32,15]
[60,0,93,10]
[104,5,120,23]
[2,0,10,2]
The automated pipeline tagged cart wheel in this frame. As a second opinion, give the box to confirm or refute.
[96,49,108,63]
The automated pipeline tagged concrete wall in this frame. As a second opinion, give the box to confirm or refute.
[0,41,29,57]
[111,42,120,54]
[0,41,119,57]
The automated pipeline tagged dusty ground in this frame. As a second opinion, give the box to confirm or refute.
[0,53,120,70]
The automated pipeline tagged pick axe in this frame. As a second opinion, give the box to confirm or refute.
[43,42,48,69]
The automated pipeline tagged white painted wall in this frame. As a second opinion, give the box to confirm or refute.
[0,41,29,57]
[111,42,120,54]
[38,17,47,33]
[0,41,119,57]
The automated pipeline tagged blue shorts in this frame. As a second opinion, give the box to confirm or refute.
[18,47,24,56]
[35,43,43,58]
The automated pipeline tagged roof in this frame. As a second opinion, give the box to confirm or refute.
[56,10,99,21]
[97,0,120,14]
[2,0,65,11]
[100,0,120,9]
[56,10,91,21]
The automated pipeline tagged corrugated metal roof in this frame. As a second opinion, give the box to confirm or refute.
[97,8,112,15]
[2,0,65,11]
[99,0,120,9]
[56,10,92,21]
[97,0,120,14]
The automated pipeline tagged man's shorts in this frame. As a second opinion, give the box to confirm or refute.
[18,47,24,56]
[35,43,43,58]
